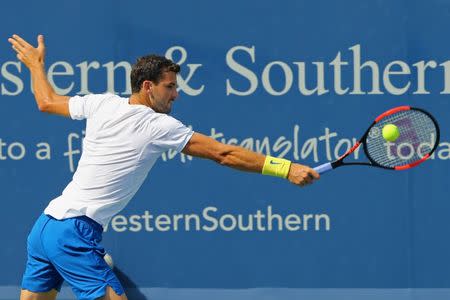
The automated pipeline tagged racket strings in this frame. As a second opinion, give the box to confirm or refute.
[365,110,438,168]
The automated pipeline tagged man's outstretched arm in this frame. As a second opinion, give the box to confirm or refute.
[8,34,70,117]
[182,132,320,187]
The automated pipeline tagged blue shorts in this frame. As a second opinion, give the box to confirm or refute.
[21,214,124,299]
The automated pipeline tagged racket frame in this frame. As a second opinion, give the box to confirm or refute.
[316,106,440,173]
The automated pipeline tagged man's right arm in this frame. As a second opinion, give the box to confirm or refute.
[182,132,319,187]
[8,34,70,117]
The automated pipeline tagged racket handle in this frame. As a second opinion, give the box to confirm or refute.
[314,162,333,174]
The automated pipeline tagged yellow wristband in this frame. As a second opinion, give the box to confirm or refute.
[262,156,291,179]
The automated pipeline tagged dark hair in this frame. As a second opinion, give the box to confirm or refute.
[130,55,180,93]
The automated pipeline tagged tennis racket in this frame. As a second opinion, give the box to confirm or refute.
[314,106,440,174]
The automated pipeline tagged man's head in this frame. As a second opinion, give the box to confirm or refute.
[130,55,180,113]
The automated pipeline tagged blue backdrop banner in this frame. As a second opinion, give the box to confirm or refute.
[0,0,449,299]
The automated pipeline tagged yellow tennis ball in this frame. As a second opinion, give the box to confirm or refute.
[382,124,400,142]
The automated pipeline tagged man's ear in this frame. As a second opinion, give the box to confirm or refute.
[142,80,153,92]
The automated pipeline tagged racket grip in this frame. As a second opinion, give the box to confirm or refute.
[313,162,333,174]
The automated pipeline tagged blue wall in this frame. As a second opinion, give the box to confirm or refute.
[0,0,449,299]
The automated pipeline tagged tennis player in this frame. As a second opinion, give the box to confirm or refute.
[8,34,319,300]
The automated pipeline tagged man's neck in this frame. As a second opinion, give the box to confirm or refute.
[129,93,147,106]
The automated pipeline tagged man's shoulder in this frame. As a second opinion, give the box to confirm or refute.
[95,93,126,102]
[71,92,125,102]
[91,93,129,110]
[146,113,188,135]
[148,111,181,124]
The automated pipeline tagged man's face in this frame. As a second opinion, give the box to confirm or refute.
[147,71,178,114]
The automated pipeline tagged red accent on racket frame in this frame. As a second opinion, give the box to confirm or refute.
[375,106,411,123]
[339,142,361,160]
[394,154,430,170]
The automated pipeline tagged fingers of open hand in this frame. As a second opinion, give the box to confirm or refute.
[9,44,24,62]
[11,44,19,54]
[12,34,33,49]
[8,35,34,59]
[8,38,24,54]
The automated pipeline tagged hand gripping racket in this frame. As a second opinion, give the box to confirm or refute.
[314,106,440,174]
